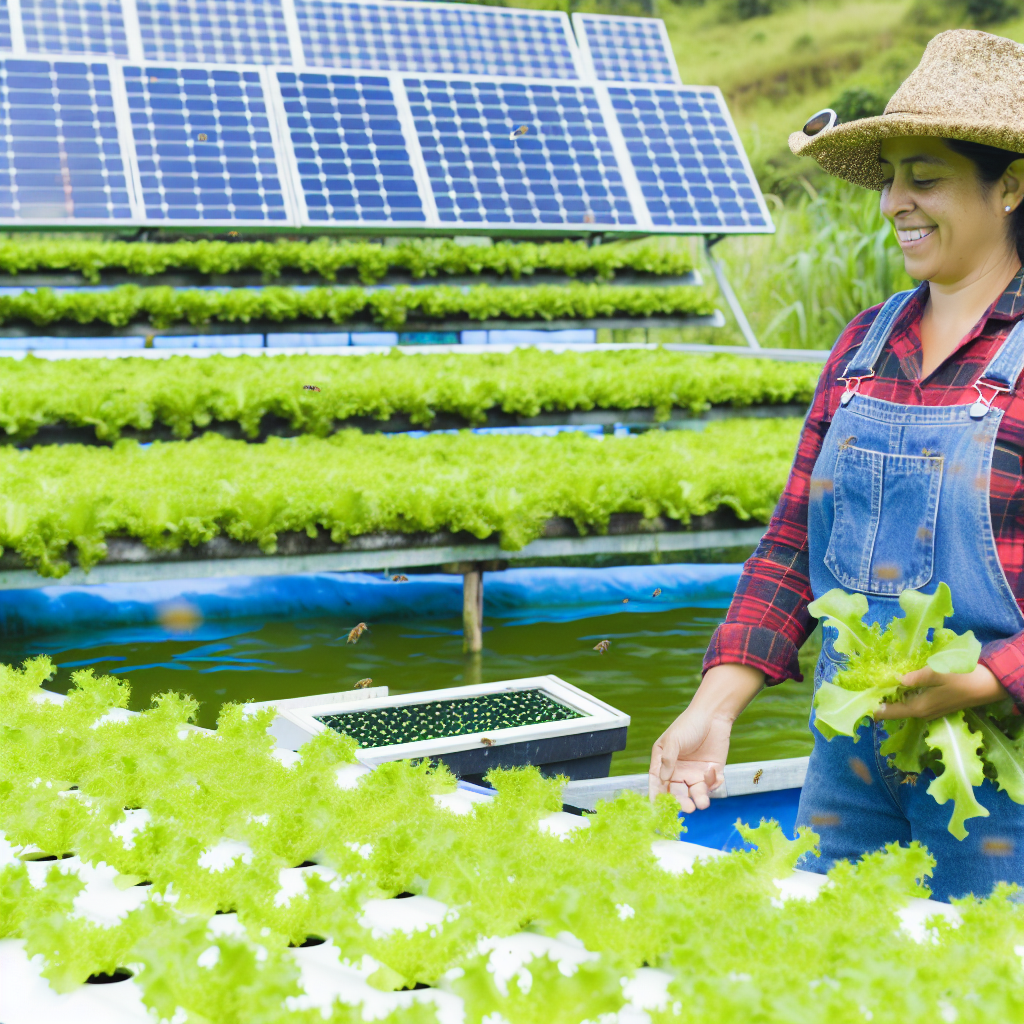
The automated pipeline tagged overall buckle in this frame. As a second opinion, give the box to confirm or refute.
[969,378,1011,419]
[837,370,874,406]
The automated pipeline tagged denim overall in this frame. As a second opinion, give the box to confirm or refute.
[795,289,1024,901]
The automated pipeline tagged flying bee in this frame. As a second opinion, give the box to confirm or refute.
[593,640,610,653]
[480,737,495,747]
[622,598,629,604]
[354,678,373,689]
[303,384,321,392]
[347,622,368,644]
[391,574,409,582]
[900,773,919,787]
[652,588,661,597]
[509,125,529,140]
[982,837,1014,856]
[583,212,595,224]
[752,769,763,785]
[197,133,208,141]
[848,757,873,785]
[228,231,239,238]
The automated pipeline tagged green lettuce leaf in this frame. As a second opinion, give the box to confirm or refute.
[813,682,890,740]
[892,584,953,659]
[926,630,981,675]
[879,718,929,774]
[924,712,990,840]
[966,709,1024,805]
[807,589,872,656]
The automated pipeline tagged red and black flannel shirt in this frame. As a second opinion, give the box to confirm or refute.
[704,268,1024,704]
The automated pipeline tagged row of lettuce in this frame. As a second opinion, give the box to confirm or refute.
[0,419,800,576]
[0,237,694,284]
[0,350,820,442]
[2,659,1022,1024]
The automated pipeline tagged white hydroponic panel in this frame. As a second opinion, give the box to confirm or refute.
[572,13,681,86]
[273,674,630,763]
[18,0,131,58]
[119,61,296,225]
[292,0,582,79]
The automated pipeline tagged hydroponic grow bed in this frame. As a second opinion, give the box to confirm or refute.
[3,656,1018,1024]
[273,675,629,781]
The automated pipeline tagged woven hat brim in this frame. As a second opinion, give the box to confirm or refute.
[789,113,1024,191]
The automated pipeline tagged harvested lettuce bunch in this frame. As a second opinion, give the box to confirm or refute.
[810,583,1024,838]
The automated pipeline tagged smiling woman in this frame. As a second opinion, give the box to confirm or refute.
[649,28,1024,903]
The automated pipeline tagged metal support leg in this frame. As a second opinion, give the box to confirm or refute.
[462,566,483,654]
[704,235,761,350]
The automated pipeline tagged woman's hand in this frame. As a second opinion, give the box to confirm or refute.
[649,664,764,812]
[874,664,1005,721]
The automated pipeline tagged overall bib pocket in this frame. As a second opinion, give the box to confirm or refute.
[824,444,943,595]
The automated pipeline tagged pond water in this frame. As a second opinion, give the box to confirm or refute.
[2,606,818,775]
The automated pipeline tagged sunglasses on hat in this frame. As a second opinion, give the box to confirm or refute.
[802,108,839,137]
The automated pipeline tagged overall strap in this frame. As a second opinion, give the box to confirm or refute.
[970,316,1024,419]
[841,289,918,378]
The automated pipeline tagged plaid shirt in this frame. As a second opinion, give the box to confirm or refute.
[705,269,1024,704]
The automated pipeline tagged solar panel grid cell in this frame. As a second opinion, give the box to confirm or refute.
[279,70,426,224]
[294,0,579,79]
[577,15,679,85]
[0,58,132,221]
[135,0,293,65]
[407,76,635,228]
[609,84,767,231]
[20,0,130,57]
[124,64,289,222]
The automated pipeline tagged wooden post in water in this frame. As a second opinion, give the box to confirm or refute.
[462,566,483,653]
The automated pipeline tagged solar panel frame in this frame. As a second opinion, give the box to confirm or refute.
[0,56,138,225]
[116,60,302,226]
[600,81,773,235]
[291,0,584,80]
[572,13,681,86]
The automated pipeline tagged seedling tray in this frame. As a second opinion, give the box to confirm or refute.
[272,675,628,782]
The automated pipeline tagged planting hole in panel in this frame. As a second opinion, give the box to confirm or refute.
[134,0,293,65]
[279,71,425,225]
[608,85,770,231]
[124,65,288,222]
[0,59,132,221]
[20,0,129,58]
[294,0,579,80]
[573,14,680,86]
[315,689,584,748]
[406,77,635,228]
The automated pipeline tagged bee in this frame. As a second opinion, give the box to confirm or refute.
[900,773,919,787]
[197,133,208,141]
[652,588,661,597]
[228,231,239,238]
[752,769,763,785]
[982,837,1014,856]
[480,737,495,747]
[354,678,373,689]
[583,212,595,223]
[346,622,368,644]
[622,598,629,604]
[810,813,841,827]
[303,384,321,392]
[848,757,873,785]
[391,574,408,582]
[509,125,529,140]
[593,640,610,653]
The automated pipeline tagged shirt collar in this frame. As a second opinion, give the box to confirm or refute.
[988,265,1024,321]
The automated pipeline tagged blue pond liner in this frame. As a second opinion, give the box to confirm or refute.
[0,563,743,638]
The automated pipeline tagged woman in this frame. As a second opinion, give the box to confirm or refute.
[649,29,1024,902]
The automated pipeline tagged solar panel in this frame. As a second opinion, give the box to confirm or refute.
[572,14,681,86]
[134,0,295,65]
[122,64,291,223]
[0,58,132,222]
[276,70,428,225]
[0,3,11,51]
[17,0,130,57]
[292,0,581,80]
[405,75,636,228]
[606,83,770,232]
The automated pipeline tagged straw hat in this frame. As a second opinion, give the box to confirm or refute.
[789,29,1024,190]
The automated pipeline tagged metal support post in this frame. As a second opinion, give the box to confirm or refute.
[704,235,761,350]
